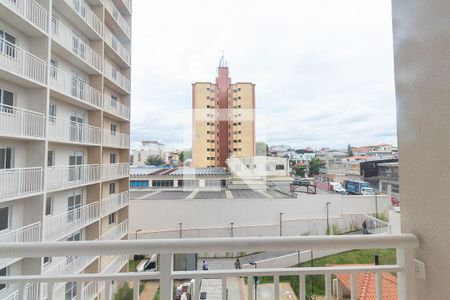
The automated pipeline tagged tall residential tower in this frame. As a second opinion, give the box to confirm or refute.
[0,0,131,298]
[192,58,255,168]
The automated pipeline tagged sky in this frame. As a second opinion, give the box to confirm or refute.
[130,0,397,151]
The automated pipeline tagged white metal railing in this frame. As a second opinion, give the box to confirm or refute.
[65,0,102,37]
[363,214,391,234]
[104,60,131,93]
[46,164,100,191]
[47,116,101,145]
[105,0,131,38]
[0,37,46,84]
[102,129,130,148]
[51,17,102,72]
[0,167,42,200]
[102,255,128,274]
[0,235,419,300]
[49,66,102,108]
[100,220,128,241]
[101,191,129,216]
[0,0,48,33]
[103,94,130,120]
[102,163,129,181]
[0,104,45,139]
[121,0,131,14]
[104,27,131,65]
[0,222,40,243]
[82,280,99,300]
[44,202,99,241]
[1,283,39,300]
[45,255,98,276]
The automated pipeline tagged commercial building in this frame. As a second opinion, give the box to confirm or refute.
[192,57,255,168]
[0,0,131,298]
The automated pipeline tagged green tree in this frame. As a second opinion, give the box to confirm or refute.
[256,142,268,156]
[145,155,164,166]
[308,157,323,177]
[179,151,184,162]
[347,144,354,157]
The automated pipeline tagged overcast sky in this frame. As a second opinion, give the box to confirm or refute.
[130,0,397,151]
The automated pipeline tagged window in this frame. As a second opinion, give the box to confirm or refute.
[66,231,81,242]
[0,30,16,58]
[152,180,174,187]
[0,206,9,231]
[111,95,118,108]
[130,180,149,188]
[50,59,58,78]
[110,153,117,164]
[65,282,77,300]
[238,88,241,92]
[0,88,14,109]
[43,256,52,265]
[45,196,53,216]
[51,16,59,35]
[276,164,285,170]
[0,267,8,291]
[48,104,56,122]
[47,150,55,166]
[111,124,117,135]
[67,190,82,222]
[0,148,13,169]
[109,182,116,194]
[108,212,116,225]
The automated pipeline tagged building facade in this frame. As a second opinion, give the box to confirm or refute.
[131,140,164,166]
[192,58,255,168]
[0,0,131,298]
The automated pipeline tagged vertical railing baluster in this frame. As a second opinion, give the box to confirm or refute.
[132,279,139,300]
[375,272,382,300]
[325,273,332,300]
[274,275,280,300]
[159,253,174,300]
[299,274,306,300]
[221,277,227,300]
[350,273,357,300]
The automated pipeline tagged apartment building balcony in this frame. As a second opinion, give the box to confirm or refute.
[1,283,39,300]
[53,0,103,40]
[46,164,100,192]
[102,163,129,181]
[0,0,48,36]
[44,202,99,241]
[102,129,130,149]
[105,0,131,41]
[51,17,103,74]
[82,280,100,300]
[0,234,419,300]
[100,220,128,241]
[111,0,131,16]
[45,255,98,277]
[0,104,45,140]
[0,167,43,202]
[104,27,131,68]
[104,60,131,94]
[0,222,40,269]
[100,191,129,217]
[103,94,130,120]
[49,66,102,109]
[47,116,101,145]
[0,37,47,87]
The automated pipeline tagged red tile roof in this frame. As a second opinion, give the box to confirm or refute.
[332,264,398,300]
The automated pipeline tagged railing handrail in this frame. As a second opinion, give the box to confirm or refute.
[0,222,41,243]
[100,219,128,240]
[65,0,102,36]
[47,163,100,169]
[0,36,46,65]
[0,0,48,32]
[105,0,131,38]
[48,115,100,132]
[0,103,45,118]
[104,27,131,65]
[103,128,129,137]
[0,234,419,258]
[0,166,42,172]
[44,201,98,222]
[104,60,131,92]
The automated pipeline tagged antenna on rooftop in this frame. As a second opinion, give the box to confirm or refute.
[219,51,228,67]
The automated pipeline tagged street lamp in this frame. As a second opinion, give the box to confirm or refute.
[179,223,183,239]
[279,213,284,236]
[230,222,234,238]
[135,228,142,240]
[249,262,258,300]
[375,193,379,219]
[326,202,331,235]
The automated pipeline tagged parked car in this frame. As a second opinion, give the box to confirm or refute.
[136,254,157,272]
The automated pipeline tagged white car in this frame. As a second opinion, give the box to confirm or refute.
[136,254,157,272]
[334,187,347,194]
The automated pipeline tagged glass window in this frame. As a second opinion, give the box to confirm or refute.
[43,256,52,265]
[0,267,8,290]
[50,59,58,79]
[109,182,116,194]
[0,89,14,107]
[47,150,54,166]
[45,196,53,216]
[0,206,9,231]
[0,148,13,169]
[48,104,56,122]
[111,124,117,135]
[110,153,117,164]
[108,213,116,225]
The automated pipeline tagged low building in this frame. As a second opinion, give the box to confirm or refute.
[377,162,400,199]
[226,156,289,179]
[132,141,165,166]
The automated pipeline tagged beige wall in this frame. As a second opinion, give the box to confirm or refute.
[393,0,450,298]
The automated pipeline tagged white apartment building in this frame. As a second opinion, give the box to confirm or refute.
[131,140,165,166]
[0,0,131,299]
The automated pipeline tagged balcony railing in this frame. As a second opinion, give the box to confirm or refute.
[104,60,131,93]
[101,191,129,217]
[0,104,45,139]
[105,0,131,39]
[0,234,419,300]
[0,37,46,85]
[49,66,102,108]
[65,0,102,37]
[0,167,42,200]
[1,283,39,300]
[0,0,48,33]
[51,17,102,72]
[82,280,99,300]
[102,163,129,181]
[46,164,100,191]
[47,116,101,145]
[104,27,131,66]
[45,255,98,276]
[100,220,128,241]
[102,129,130,149]
[103,94,130,120]
[44,202,99,241]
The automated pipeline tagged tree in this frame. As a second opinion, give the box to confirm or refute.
[145,155,164,166]
[179,151,184,162]
[347,144,354,157]
[308,157,323,177]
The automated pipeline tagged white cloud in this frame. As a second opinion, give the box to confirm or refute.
[131,0,397,150]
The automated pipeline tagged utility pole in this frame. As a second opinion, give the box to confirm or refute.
[326,202,331,235]
[230,222,234,238]
[179,223,182,238]
[279,212,284,236]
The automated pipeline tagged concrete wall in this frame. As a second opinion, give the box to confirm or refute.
[392,0,450,298]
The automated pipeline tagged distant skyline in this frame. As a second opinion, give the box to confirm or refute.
[131,0,397,151]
